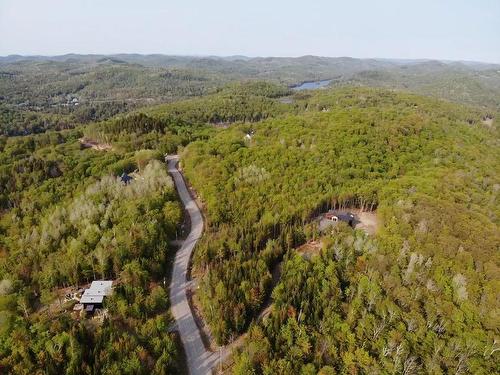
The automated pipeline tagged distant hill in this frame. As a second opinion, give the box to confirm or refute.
[337,62,500,109]
[1,53,498,68]
[1,54,499,136]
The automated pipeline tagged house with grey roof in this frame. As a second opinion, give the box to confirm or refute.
[80,280,113,313]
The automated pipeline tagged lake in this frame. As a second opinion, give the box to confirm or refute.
[292,79,332,91]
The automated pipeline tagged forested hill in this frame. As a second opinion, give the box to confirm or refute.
[0,131,186,373]
[81,81,293,153]
[338,63,500,111]
[0,74,498,373]
[1,55,499,136]
[179,88,499,373]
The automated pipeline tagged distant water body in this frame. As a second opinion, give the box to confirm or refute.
[292,79,332,91]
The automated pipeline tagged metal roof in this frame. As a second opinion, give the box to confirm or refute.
[324,211,355,224]
[88,280,113,295]
[337,213,354,221]
[80,280,113,304]
[120,173,133,183]
[80,294,104,304]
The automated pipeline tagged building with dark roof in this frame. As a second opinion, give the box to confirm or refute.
[120,173,133,184]
[324,211,355,227]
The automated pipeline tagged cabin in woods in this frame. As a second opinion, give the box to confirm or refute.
[319,210,356,232]
[324,211,355,226]
[120,173,133,185]
[80,280,113,313]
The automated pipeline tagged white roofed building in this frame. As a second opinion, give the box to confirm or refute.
[80,280,113,312]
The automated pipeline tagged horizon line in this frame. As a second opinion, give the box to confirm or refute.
[0,53,499,66]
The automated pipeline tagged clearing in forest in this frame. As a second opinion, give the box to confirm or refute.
[318,208,379,235]
[79,137,113,151]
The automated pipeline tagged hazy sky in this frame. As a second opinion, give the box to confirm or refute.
[1,0,499,62]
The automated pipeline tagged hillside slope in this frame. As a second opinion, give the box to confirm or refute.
[339,62,500,110]
[180,87,499,373]
[2,55,499,136]
[0,132,185,373]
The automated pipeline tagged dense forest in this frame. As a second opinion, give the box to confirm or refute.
[0,105,75,136]
[2,55,499,136]
[338,63,500,111]
[180,88,499,373]
[0,58,223,136]
[0,64,498,374]
[81,82,292,155]
[83,112,209,155]
[0,130,186,373]
[143,81,292,124]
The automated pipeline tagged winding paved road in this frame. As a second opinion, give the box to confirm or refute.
[167,155,220,375]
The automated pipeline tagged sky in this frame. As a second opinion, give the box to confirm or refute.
[1,0,499,63]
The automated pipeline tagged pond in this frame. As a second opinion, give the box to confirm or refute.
[292,79,332,91]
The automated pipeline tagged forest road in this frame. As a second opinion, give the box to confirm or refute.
[166,155,220,375]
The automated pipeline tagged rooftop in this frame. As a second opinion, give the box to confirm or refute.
[88,280,113,295]
[325,210,355,221]
[120,173,133,184]
[80,280,113,304]
[80,294,104,304]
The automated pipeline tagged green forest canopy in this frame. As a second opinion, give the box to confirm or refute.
[179,87,499,374]
[0,81,498,374]
[2,55,499,136]
[0,131,185,373]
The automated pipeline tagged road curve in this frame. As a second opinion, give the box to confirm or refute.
[167,155,219,375]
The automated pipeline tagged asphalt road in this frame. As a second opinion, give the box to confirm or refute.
[167,155,219,375]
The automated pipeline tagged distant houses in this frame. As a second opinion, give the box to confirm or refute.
[79,280,113,313]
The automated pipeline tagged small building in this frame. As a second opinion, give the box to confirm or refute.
[324,211,355,227]
[120,173,133,185]
[80,280,113,313]
[244,130,255,140]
